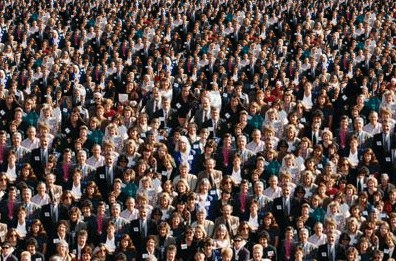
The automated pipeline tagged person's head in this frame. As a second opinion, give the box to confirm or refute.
[166,245,177,261]
[220,247,233,261]
[251,244,263,260]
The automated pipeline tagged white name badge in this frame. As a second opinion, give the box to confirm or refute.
[276,205,282,210]
[45,212,50,217]
[321,252,327,257]
[35,156,40,161]
[181,244,188,250]
[100,174,105,179]
[133,227,139,232]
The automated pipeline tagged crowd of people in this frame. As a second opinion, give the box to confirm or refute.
[0,0,395,260]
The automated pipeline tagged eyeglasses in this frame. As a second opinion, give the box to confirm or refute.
[234,239,242,242]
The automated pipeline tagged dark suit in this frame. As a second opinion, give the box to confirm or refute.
[233,247,250,261]
[153,108,178,130]
[202,118,226,139]
[129,218,157,252]
[271,196,300,233]
[30,147,53,180]
[40,203,69,235]
[95,165,123,198]
[315,243,346,261]
[372,133,396,178]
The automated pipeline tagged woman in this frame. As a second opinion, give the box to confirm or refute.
[345,217,363,246]
[15,163,37,191]
[357,148,380,177]
[356,237,372,261]
[258,212,279,248]
[1,150,20,183]
[157,192,175,221]
[213,224,231,249]
[11,206,29,239]
[176,226,198,261]
[47,221,69,258]
[364,176,383,204]
[173,136,195,172]
[155,221,176,260]
[309,195,326,224]
[67,207,87,248]
[115,234,136,261]
[137,236,159,261]
[25,219,48,255]
[80,181,103,211]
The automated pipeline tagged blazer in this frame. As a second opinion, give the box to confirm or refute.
[129,218,158,252]
[213,215,240,237]
[95,165,123,197]
[30,147,54,180]
[153,108,178,130]
[197,169,223,190]
[372,133,396,175]
[315,243,346,261]
[233,247,250,261]
[40,203,69,235]
[271,196,300,232]
[294,241,317,260]
[191,219,215,237]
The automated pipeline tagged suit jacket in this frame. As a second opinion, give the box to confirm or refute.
[40,203,69,235]
[145,98,161,119]
[372,133,396,175]
[294,241,317,260]
[271,196,300,232]
[95,165,123,197]
[6,145,30,165]
[197,170,223,190]
[129,218,158,252]
[233,247,250,261]
[213,215,240,237]
[153,108,178,130]
[194,108,211,130]
[191,220,215,237]
[73,163,96,182]
[202,118,226,139]
[110,216,130,235]
[30,147,53,180]
[315,243,346,261]
[262,245,277,260]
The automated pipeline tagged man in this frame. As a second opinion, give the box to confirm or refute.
[1,242,17,261]
[129,206,157,252]
[7,131,30,166]
[271,184,300,233]
[46,173,63,202]
[246,129,265,153]
[197,158,223,191]
[213,204,240,237]
[20,186,41,221]
[191,208,215,237]
[352,117,372,151]
[40,191,69,235]
[95,152,123,197]
[30,134,52,180]
[193,96,212,130]
[74,150,96,181]
[202,108,225,139]
[315,231,346,261]
[232,234,250,261]
[235,135,255,167]
[295,228,317,260]
[110,202,130,235]
[372,121,396,177]
[233,179,253,219]
[153,97,177,130]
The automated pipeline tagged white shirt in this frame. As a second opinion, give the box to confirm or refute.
[21,137,40,150]
[71,183,82,200]
[6,165,17,182]
[105,237,116,253]
[16,221,27,238]
[363,122,382,135]
[31,193,51,206]
[263,186,282,199]
[308,233,327,246]
[246,140,265,153]
[87,155,105,168]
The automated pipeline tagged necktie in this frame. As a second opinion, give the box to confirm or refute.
[385,134,390,152]
[328,245,334,261]
[141,220,147,237]
[312,133,317,145]
[107,166,113,184]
